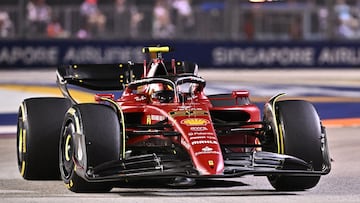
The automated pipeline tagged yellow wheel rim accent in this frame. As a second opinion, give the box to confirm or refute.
[65,180,74,189]
[20,161,26,177]
[18,126,27,177]
[18,128,23,154]
[22,129,26,153]
[18,127,26,154]
[65,135,72,161]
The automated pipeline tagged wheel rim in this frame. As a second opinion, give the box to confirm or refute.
[65,135,72,162]
[60,123,75,179]
[17,109,26,176]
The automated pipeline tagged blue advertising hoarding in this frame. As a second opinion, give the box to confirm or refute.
[0,40,360,68]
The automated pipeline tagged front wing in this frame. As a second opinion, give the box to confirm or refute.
[79,151,330,183]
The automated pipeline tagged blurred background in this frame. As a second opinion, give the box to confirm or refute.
[1,0,360,68]
[0,0,346,41]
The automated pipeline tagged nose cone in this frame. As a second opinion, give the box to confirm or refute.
[192,148,224,175]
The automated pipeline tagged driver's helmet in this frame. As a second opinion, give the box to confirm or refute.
[151,89,174,103]
[148,83,174,103]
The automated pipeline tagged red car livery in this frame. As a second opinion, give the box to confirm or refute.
[16,46,331,193]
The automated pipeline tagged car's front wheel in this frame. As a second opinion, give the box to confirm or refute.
[266,100,330,191]
[59,103,121,193]
[17,97,71,180]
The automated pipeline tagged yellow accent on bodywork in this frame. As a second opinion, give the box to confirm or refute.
[142,46,171,53]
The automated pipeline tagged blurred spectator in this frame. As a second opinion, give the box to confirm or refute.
[0,11,14,38]
[334,0,351,21]
[171,0,195,38]
[46,15,69,38]
[26,0,52,37]
[76,23,92,39]
[318,6,328,37]
[112,0,143,39]
[334,0,359,38]
[152,0,175,39]
[243,12,255,40]
[128,4,144,38]
[79,0,106,37]
[197,0,225,39]
[289,16,303,40]
[112,0,130,38]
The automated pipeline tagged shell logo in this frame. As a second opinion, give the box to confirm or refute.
[181,118,210,126]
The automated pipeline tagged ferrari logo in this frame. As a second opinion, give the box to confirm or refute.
[208,160,214,166]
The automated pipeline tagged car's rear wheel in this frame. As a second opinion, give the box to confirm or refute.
[17,97,71,180]
[267,100,327,191]
[59,104,121,193]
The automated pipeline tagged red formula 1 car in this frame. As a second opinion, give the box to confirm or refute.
[16,46,331,193]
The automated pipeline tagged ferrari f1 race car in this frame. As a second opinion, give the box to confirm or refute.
[17,46,331,193]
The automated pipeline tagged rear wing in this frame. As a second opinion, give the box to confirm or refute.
[57,63,143,91]
[56,61,198,104]
[57,61,198,90]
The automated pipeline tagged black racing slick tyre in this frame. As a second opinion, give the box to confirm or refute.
[59,104,121,193]
[17,97,71,180]
[267,100,327,191]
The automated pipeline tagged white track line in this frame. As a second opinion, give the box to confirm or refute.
[0,125,16,134]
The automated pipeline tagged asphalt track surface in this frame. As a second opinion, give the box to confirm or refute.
[0,68,360,202]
